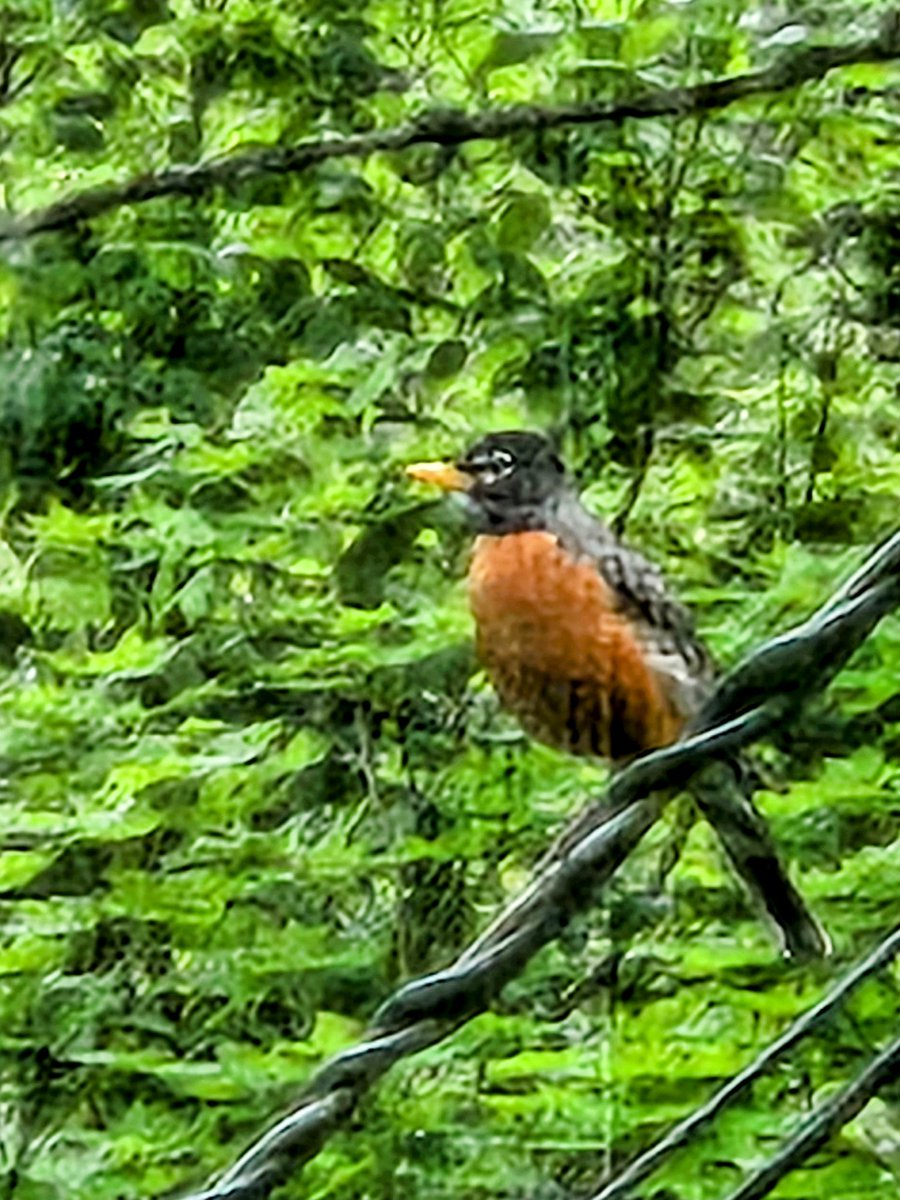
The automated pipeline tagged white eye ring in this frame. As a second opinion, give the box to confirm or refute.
[490,449,515,472]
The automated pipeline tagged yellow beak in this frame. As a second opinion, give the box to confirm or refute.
[405,461,473,492]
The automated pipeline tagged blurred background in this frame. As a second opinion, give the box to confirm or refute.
[0,1,898,1196]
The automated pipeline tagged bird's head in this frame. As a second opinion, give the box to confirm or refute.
[406,430,569,533]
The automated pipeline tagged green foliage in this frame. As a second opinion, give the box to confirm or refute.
[0,1,898,1198]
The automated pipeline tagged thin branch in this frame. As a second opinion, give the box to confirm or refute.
[168,526,900,1200]
[822,526,900,614]
[725,1029,900,1200]
[3,12,900,241]
[591,925,900,1200]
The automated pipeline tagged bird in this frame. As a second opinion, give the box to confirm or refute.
[406,429,829,959]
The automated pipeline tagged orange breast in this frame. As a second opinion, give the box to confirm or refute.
[468,532,684,761]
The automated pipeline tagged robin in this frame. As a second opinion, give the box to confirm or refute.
[407,429,828,959]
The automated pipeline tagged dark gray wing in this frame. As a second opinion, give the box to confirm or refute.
[549,491,714,720]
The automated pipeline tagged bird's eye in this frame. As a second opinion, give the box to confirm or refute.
[460,446,517,484]
[489,449,515,473]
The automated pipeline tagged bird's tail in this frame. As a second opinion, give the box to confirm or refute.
[689,759,830,960]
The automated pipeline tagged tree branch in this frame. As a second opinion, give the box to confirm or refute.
[591,925,900,1200]
[725,1028,900,1200]
[167,527,900,1200]
[4,12,900,242]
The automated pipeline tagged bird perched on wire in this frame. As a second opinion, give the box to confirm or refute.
[407,429,828,959]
